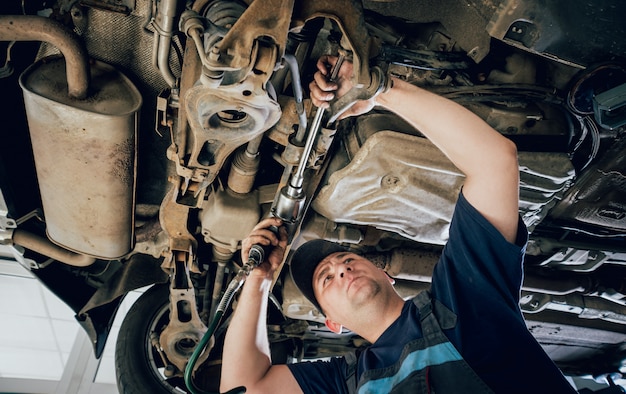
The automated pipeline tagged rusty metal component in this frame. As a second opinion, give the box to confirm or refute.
[158,184,209,373]
[282,54,308,137]
[294,0,372,93]
[366,247,441,283]
[178,0,382,210]
[296,212,364,246]
[184,71,282,188]
[327,66,390,124]
[172,0,292,203]
[20,57,141,259]
[204,0,294,73]
[159,256,209,372]
[309,126,338,170]
[209,245,232,317]
[227,143,261,194]
[12,229,96,267]
[365,0,494,62]
[199,186,261,252]
[159,185,199,271]
[293,0,386,123]
[176,1,245,158]
[0,208,43,270]
[156,1,290,372]
[0,15,90,99]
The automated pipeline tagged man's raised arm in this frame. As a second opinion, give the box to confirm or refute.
[311,57,520,243]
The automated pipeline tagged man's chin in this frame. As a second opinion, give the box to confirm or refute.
[348,279,381,305]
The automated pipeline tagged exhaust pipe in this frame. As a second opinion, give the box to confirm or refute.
[0,15,90,99]
[12,229,96,267]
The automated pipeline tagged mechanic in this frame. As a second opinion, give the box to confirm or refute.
[220,56,578,393]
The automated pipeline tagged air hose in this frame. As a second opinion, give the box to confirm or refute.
[184,253,266,394]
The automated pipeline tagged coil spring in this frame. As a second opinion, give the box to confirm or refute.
[201,0,246,50]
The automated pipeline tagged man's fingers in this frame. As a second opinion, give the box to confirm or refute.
[253,219,283,245]
[245,233,272,248]
[313,71,338,93]
[251,217,282,231]
[243,218,282,256]
[309,73,337,109]
[309,85,330,108]
[277,225,288,244]
[316,55,333,75]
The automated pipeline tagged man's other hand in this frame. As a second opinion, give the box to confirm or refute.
[309,55,377,120]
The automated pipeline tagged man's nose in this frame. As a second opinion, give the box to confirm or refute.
[336,263,351,278]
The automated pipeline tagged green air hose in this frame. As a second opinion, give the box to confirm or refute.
[184,262,256,394]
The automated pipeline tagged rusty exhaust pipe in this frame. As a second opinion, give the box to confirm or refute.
[12,229,96,267]
[0,15,90,99]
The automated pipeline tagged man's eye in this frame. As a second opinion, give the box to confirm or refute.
[344,258,353,264]
[324,275,333,284]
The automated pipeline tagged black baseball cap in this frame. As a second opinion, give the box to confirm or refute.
[290,239,347,313]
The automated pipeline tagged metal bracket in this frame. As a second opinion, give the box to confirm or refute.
[159,251,209,373]
[159,184,199,272]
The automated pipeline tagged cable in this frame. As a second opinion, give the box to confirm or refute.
[184,255,264,394]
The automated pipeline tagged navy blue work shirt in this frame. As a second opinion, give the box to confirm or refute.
[288,192,576,393]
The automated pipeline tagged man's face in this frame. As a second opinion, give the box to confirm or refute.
[312,252,392,323]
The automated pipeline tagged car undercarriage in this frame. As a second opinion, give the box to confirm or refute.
[1,0,625,392]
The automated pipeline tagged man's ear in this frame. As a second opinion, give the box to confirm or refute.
[325,318,343,334]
